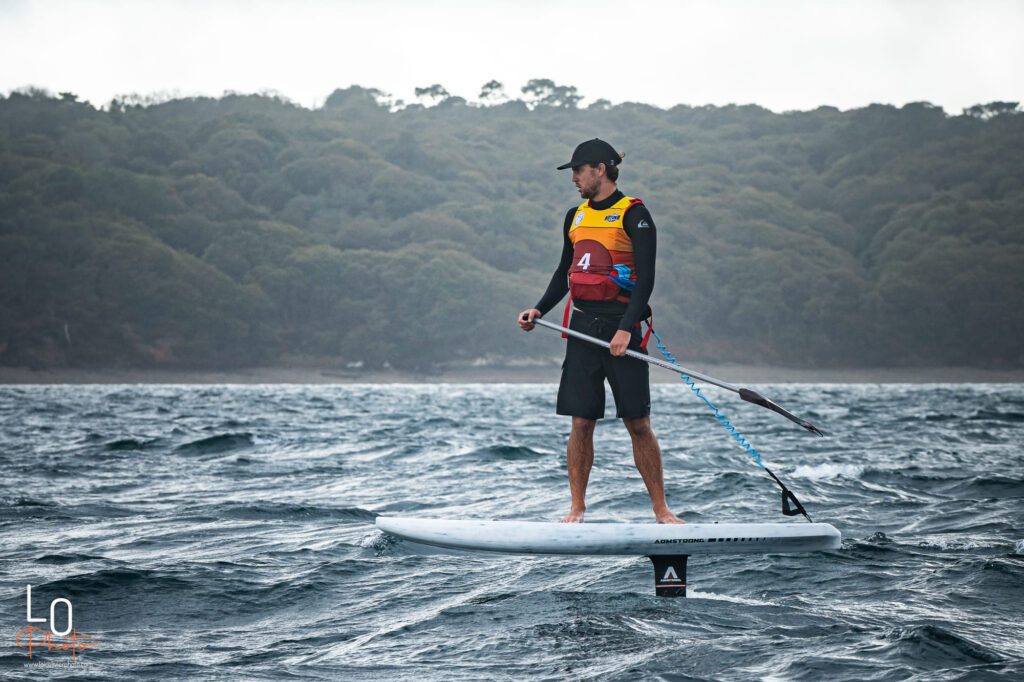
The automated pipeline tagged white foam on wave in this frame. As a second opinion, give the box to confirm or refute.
[359,531,394,551]
[917,535,1022,552]
[789,463,863,480]
[918,536,991,551]
[687,589,774,606]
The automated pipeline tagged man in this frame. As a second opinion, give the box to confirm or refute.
[518,138,683,525]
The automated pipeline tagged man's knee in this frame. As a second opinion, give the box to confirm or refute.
[571,417,596,437]
[623,416,654,439]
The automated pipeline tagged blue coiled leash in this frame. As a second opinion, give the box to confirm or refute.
[648,329,813,522]
[650,329,764,468]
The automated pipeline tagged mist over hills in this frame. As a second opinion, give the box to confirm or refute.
[1,86,1021,371]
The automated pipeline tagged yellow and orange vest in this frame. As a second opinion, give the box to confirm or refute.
[567,195,645,303]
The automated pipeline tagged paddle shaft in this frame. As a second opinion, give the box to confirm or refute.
[532,317,740,393]
[530,316,824,436]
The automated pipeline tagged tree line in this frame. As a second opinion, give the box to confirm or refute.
[0,86,1021,370]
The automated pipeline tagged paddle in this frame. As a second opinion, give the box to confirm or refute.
[531,317,824,436]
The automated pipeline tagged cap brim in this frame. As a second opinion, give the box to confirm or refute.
[556,159,618,170]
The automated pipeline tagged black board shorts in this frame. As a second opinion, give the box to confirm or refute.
[556,309,651,420]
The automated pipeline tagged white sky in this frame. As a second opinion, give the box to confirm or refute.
[1,0,1021,112]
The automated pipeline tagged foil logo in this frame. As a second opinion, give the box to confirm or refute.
[15,585,97,659]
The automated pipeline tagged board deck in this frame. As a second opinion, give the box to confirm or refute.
[375,517,841,556]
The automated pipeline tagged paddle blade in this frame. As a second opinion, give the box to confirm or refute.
[765,466,815,523]
[738,388,825,436]
[781,488,811,521]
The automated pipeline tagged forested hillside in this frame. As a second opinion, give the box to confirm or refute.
[1,87,1021,370]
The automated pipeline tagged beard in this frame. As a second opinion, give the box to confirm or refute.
[577,180,600,199]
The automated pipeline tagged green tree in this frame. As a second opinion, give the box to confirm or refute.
[414,84,450,107]
[521,79,582,109]
[479,80,506,104]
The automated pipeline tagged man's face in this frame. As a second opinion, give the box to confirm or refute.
[572,164,602,199]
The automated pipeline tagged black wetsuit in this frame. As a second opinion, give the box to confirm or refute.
[534,189,658,420]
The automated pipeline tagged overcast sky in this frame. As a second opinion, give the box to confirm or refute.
[1,0,1021,112]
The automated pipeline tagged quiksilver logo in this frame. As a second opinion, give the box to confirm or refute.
[637,219,651,229]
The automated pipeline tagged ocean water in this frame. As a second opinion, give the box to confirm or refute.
[0,382,1021,680]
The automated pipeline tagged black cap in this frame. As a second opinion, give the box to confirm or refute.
[556,138,622,170]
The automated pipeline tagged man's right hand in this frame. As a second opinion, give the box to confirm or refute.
[518,308,541,331]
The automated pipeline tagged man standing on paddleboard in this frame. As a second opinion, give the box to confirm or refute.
[518,138,684,525]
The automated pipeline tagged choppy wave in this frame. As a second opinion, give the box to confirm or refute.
[213,502,376,522]
[0,382,1022,680]
[878,624,1005,666]
[460,444,549,460]
[103,437,163,451]
[174,432,254,454]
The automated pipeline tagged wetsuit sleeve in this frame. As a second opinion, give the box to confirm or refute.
[619,205,656,331]
[533,208,576,316]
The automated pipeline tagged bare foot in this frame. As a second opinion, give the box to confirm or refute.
[655,509,686,524]
[560,508,585,523]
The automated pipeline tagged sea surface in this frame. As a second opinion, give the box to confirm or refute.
[0,383,1021,680]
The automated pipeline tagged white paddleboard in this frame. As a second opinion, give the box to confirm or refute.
[375,517,841,556]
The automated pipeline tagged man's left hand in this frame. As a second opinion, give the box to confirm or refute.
[609,329,631,357]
